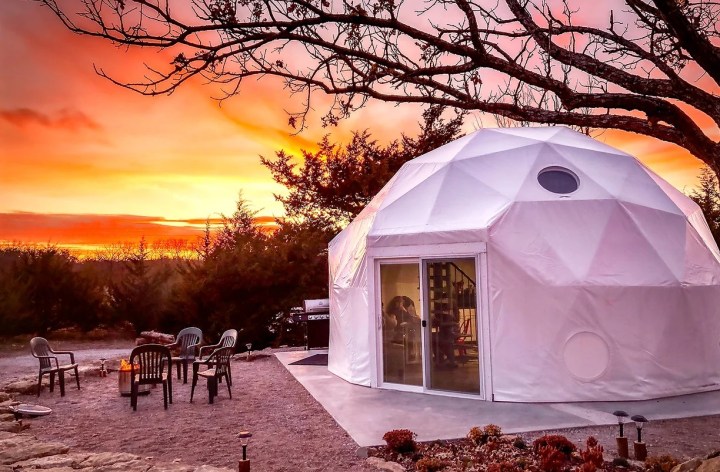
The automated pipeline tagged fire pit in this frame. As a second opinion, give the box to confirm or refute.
[117,359,151,397]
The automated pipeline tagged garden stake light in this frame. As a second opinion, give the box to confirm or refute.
[631,414,648,461]
[237,431,252,472]
[245,343,252,361]
[99,358,108,378]
[613,410,629,458]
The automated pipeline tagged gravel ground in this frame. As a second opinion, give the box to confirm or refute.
[1,340,718,471]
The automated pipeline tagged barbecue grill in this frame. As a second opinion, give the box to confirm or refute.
[293,299,330,349]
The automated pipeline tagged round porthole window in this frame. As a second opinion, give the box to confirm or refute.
[537,167,579,194]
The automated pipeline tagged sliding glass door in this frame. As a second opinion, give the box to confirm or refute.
[379,262,422,386]
[425,258,480,394]
[378,257,481,395]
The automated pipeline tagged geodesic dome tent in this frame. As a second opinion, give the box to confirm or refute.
[327,126,720,402]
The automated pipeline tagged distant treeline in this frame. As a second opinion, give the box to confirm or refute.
[0,198,332,349]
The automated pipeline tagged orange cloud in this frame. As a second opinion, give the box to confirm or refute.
[0,108,101,131]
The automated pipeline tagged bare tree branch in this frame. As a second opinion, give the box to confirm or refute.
[37,0,720,177]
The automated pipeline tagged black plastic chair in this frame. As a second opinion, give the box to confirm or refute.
[166,327,202,384]
[30,337,80,397]
[129,344,172,411]
[197,329,237,386]
[190,347,233,404]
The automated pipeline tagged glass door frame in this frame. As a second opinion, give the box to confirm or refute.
[369,242,491,400]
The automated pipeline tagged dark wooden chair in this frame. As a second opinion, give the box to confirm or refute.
[166,327,202,384]
[129,344,172,411]
[197,329,237,386]
[30,337,80,397]
[190,346,233,404]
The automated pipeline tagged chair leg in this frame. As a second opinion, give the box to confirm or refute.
[225,373,232,399]
[131,381,137,411]
[168,376,173,404]
[208,378,217,404]
[176,361,181,380]
[163,381,168,410]
[74,366,81,390]
[49,371,55,393]
[58,371,66,397]
[182,360,188,384]
[190,366,198,402]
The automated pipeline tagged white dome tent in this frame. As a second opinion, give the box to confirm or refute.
[327,126,720,402]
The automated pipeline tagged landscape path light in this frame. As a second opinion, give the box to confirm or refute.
[237,431,252,472]
[613,410,629,437]
[99,358,108,378]
[612,410,629,459]
[631,414,649,461]
[245,343,252,361]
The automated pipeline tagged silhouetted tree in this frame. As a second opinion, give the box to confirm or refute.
[690,166,720,247]
[40,0,720,179]
[110,238,170,333]
[0,246,104,335]
[262,106,464,228]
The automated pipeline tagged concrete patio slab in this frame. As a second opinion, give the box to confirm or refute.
[275,350,720,447]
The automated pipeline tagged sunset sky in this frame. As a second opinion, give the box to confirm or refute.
[0,0,715,253]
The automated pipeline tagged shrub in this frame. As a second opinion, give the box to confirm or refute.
[468,424,503,446]
[580,436,604,468]
[645,455,680,472]
[484,424,503,438]
[513,437,527,449]
[468,426,484,445]
[383,429,417,453]
[532,435,576,456]
[415,457,448,472]
[533,435,576,472]
[537,446,570,472]
[578,463,597,472]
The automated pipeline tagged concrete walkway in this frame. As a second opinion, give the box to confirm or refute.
[275,350,720,447]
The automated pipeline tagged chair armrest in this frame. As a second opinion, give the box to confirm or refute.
[36,355,60,369]
[166,342,180,349]
[50,350,75,364]
[199,343,220,359]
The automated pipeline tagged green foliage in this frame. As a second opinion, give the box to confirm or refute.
[109,238,172,334]
[261,106,464,228]
[0,246,104,335]
[690,166,720,247]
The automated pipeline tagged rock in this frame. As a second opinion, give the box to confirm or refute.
[147,464,195,472]
[697,456,720,472]
[671,456,720,472]
[14,451,90,469]
[0,414,14,423]
[0,392,11,402]
[0,400,19,414]
[77,451,141,468]
[672,458,703,472]
[0,421,24,433]
[139,331,174,344]
[92,459,150,471]
[194,466,235,472]
[3,379,40,395]
[356,446,369,458]
[0,434,70,465]
[366,456,406,472]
